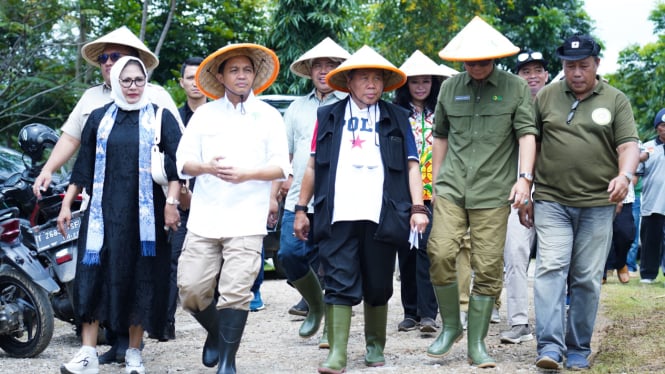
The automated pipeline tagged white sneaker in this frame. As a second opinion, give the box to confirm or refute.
[60,346,99,374]
[125,348,145,374]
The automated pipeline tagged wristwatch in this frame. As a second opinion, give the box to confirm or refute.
[620,171,633,182]
[166,197,180,206]
[294,204,308,213]
[518,172,534,182]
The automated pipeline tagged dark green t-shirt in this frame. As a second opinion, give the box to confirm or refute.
[433,67,537,209]
[533,78,638,207]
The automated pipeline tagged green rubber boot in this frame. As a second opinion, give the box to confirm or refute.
[318,305,351,374]
[292,269,325,338]
[467,295,496,368]
[427,283,463,357]
[363,303,388,367]
[318,320,329,349]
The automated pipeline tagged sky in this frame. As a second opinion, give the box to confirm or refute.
[583,0,660,75]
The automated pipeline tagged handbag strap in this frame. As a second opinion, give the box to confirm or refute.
[154,106,164,146]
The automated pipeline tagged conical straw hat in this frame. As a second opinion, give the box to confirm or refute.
[290,37,351,79]
[195,43,280,100]
[400,50,458,78]
[439,16,519,62]
[81,26,159,70]
[325,45,406,93]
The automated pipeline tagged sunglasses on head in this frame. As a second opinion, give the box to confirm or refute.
[97,52,124,64]
[517,51,543,62]
[465,60,492,67]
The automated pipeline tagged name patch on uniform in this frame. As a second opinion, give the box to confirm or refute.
[454,95,471,102]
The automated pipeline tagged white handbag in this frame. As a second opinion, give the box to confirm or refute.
[151,107,169,187]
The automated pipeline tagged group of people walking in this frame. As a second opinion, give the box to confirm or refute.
[31,13,663,374]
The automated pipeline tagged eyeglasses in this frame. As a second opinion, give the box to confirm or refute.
[465,60,492,67]
[517,51,543,62]
[118,77,146,88]
[97,52,124,64]
[566,99,580,125]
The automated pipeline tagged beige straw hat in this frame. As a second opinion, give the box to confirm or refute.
[399,50,458,78]
[325,45,406,93]
[81,26,159,70]
[289,37,351,79]
[438,16,519,62]
[195,43,280,100]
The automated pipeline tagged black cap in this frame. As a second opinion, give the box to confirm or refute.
[555,35,600,61]
[515,50,547,72]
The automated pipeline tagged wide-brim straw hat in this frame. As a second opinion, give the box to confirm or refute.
[439,16,519,62]
[81,26,159,71]
[195,43,279,100]
[326,45,406,93]
[400,50,458,78]
[290,37,351,79]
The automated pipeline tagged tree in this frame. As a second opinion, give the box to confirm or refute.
[608,3,665,140]
[0,0,83,143]
[265,0,354,95]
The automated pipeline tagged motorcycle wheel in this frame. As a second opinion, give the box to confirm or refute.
[0,265,54,358]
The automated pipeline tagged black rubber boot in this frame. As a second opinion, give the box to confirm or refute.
[193,302,220,368]
[216,308,249,374]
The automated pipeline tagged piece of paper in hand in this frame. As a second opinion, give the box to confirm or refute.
[409,227,419,250]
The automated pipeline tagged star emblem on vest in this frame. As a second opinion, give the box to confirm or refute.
[351,136,365,148]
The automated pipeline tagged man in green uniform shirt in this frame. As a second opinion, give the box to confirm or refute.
[523,34,639,371]
[425,16,537,369]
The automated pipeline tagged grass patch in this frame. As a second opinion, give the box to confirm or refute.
[590,272,665,373]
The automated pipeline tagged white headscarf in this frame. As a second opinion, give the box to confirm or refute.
[109,56,150,111]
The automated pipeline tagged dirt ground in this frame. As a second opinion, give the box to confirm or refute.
[1,269,608,373]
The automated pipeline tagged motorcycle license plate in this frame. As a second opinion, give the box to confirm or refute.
[35,216,81,251]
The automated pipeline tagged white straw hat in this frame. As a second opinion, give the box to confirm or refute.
[325,45,406,93]
[290,37,351,79]
[438,16,519,62]
[195,43,280,100]
[81,26,159,70]
[400,50,458,78]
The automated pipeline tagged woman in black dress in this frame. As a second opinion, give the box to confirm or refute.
[58,56,182,374]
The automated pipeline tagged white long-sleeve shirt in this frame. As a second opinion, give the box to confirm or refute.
[176,93,291,238]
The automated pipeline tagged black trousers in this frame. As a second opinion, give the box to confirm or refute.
[397,201,437,320]
[319,220,396,306]
[639,213,665,280]
[605,203,635,271]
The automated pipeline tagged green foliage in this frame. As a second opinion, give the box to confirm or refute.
[0,0,83,145]
[265,0,354,95]
[607,3,665,140]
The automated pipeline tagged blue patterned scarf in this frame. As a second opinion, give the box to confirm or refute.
[82,103,157,265]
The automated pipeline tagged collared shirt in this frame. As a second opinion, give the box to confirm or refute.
[178,102,195,126]
[283,90,346,212]
[61,83,182,139]
[636,136,665,216]
[408,103,435,201]
[433,67,537,209]
[534,77,639,207]
[176,92,291,238]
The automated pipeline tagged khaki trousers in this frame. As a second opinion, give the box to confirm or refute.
[428,198,509,297]
[177,232,263,312]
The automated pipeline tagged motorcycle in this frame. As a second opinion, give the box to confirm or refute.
[0,172,83,327]
[0,204,57,357]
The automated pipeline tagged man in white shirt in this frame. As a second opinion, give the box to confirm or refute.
[175,43,290,373]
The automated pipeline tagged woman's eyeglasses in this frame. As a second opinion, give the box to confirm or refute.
[97,52,124,64]
[566,99,580,125]
[118,77,146,88]
[517,51,543,62]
